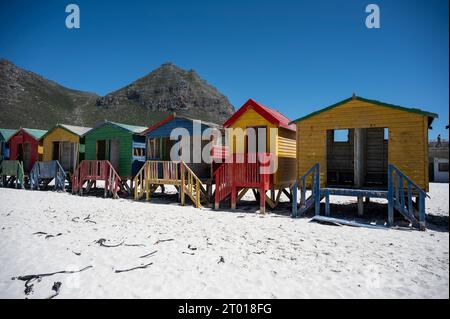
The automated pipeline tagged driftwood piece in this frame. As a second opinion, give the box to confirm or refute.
[95,238,124,247]
[154,238,174,245]
[12,266,93,296]
[94,238,145,248]
[47,282,62,299]
[115,262,153,273]
[139,250,157,258]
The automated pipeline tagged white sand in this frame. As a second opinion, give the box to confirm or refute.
[0,183,448,299]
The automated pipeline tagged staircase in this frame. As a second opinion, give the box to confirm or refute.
[213,153,272,212]
[72,160,120,199]
[291,163,321,218]
[213,162,232,209]
[133,160,207,208]
[0,160,25,189]
[291,163,428,230]
[30,160,66,191]
[388,164,427,230]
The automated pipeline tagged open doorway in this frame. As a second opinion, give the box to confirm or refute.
[96,140,107,160]
[109,139,120,171]
[326,127,388,188]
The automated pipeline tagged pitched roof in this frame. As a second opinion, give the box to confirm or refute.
[141,114,222,135]
[39,124,92,140]
[88,121,147,135]
[0,128,16,141]
[11,128,48,140]
[223,99,296,131]
[59,124,92,136]
[290,96,439,126]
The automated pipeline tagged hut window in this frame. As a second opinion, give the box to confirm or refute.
[439,162,449,172]
[134,147,145,157]
[148,138,161,159]
[384,128,389,140]
[333,129,350,143]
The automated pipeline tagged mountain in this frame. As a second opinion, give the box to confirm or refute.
[0,59,234,130]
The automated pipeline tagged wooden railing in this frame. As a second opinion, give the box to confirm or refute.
[388,164,427,230]
[214,153,273,209]
[181,162,207,208]
[0,160,25,189]
[134,160,206,208]
[30,160,66,191]
[291,163,321,218]
[72,160,120,198]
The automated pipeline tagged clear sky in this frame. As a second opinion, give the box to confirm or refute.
[0,0,448,139]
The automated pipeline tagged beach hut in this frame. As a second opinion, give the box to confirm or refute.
[40,124,92,172]
[71,121,147,198]
[290,95,438,229]
[134,114,223,207]
[214,98,297,213]
[8,128,47,172]
[0,128,16,161]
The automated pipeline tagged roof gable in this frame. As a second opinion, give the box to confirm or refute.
[290,96,439,126]
[224,99,296,131]
[40,124,92,140]
[87,121,147,136]
[8,128,47,141]
[0,128,16,141]
[142,115,222,137]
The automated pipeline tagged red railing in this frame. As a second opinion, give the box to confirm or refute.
[72,160,120,198]
[214,153,273,207]
[211,145,229,160]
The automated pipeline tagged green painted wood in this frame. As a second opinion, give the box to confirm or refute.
[84,122,134,177]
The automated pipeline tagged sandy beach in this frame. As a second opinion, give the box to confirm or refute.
[0,183,448,299]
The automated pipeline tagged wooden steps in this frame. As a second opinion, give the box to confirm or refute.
[133,160,207,208]
[291,163,428,230]
[71,160,121,199]
[30,160,66,191]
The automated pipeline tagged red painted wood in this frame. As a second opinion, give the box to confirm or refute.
[8,129,40,172]
[223,99,296,131]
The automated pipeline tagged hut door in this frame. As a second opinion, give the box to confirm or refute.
[363,128,388,186]
[52,142,60,161]
[23,143,31,171]
[109,139,120,171]
[61,142,72,171]
[96,140,107,160]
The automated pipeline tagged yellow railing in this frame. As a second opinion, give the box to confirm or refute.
[133,160,206,208]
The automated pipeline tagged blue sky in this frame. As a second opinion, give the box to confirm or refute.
[0,0,448,138]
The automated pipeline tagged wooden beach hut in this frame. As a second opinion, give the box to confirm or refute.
[214,98,297,213]
[8,128,47,172]
[0,128,16,161]
[71,121,147,198]
[290,95,438,229]
[40,124,92,172]
[134,114,223,207]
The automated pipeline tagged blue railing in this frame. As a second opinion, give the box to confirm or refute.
[291,163,321,218]
[388,164,427,230]
[30,160,67,191]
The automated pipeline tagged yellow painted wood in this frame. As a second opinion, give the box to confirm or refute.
[42,127,80,162]
[227,106,296,188]
[295,99,430,191]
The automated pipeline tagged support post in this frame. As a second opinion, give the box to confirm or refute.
[354,128,366,190]
[291,183,298,218]
[387,164,394,226]
[419,192,426,230]
[357,196,364,216]
[314,165,321,216]
[260,188,266,214]
[180,163,185,206]
[325,190,330,217]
